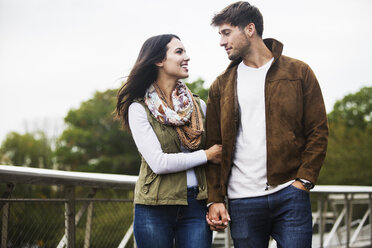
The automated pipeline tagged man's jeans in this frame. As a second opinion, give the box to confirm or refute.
[229,185,312,248]
[133,187,212,248]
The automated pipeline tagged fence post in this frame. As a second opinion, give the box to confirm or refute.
[369,193,372,247]
[318,195,324,248]
[83,188,96,248]
[1,203,9,248]
[345,193,350,248]
[1,183,14,248]
[84,202,94,248]
[65,186,75,248]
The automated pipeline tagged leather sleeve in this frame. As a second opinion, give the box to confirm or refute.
[205,80,225,203]
[296,65,329,184]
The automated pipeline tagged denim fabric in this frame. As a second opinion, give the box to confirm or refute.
[229,185,312,248]
[134,187,212,248]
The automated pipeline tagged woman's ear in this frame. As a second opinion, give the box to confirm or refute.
[155,61,164,68]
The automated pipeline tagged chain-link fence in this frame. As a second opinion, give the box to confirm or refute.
[1,197,134,248]
[0,166,138,248]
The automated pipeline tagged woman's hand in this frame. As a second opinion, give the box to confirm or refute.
[205,144,222,164]
[206,203,230,231]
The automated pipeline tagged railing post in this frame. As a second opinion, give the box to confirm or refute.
[58,188,96,248]
[318,194,325,248]
[1,183,14,248]
[344,193,350,248]
[83,188,96,248]
[224,226,231,248]
[65,186,76,248]
[369,193,372,247]
[1,203,9,248]
[0,183,14,210]
[118,223,134,248]
[84,201,94,248]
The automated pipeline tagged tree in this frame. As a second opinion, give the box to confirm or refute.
[0,131,53,168]
[0,131,55,198]
[186,78,209,102]
[318,87,372,186]
[328,87,372,130]
[55,89,140,174]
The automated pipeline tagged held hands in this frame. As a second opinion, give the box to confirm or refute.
[205,144,222,164]
[206,203,230,231]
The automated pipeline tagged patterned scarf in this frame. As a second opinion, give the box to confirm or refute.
[144,81,204,150]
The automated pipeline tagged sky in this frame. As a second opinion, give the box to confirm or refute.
[1,0,372,142]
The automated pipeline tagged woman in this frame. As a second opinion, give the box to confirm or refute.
[116,34,221,248]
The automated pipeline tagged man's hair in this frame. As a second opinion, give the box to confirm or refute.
[211,1,264,37]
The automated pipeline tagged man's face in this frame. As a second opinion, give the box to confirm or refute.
[218,23,250,61]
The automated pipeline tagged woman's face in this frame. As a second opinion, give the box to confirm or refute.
[158,38,190,80]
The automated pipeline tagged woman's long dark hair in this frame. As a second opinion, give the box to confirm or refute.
[116,34,180,130]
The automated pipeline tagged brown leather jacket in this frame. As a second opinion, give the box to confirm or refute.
[205,38,328,203]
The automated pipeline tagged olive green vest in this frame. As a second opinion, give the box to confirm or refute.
[134,96,207,205]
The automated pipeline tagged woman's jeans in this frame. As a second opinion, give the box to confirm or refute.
[134,187,212,248]
[229,185,313,248]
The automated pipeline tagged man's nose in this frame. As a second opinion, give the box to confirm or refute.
[220,37,227,47]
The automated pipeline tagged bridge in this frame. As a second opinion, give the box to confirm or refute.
[0,165,371,248]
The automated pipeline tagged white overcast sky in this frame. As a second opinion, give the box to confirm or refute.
[1,0,372,142]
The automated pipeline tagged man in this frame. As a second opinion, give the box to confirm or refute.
[205,2,328,247]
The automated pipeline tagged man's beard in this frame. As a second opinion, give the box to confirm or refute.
[228,52,240,61]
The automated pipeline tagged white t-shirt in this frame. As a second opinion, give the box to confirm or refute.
[228,58,293,199]
[128,100,207,187]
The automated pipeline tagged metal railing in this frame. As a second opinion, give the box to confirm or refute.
[311,185,372,248]
[1,165,372,248]
[214,186,372,248]
[0,165,137,248]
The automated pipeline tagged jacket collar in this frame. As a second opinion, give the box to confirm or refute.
[225,38,283,70]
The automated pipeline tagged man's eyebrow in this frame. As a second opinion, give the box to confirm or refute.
[219,28,231,34]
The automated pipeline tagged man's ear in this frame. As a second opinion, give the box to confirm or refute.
[244,23,255,38]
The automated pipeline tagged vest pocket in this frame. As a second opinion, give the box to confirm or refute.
[142,172,158,194]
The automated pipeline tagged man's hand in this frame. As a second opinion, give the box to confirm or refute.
[291,180,310,192]
[206,203,230,231]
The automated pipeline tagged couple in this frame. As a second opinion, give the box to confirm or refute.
[116,2,328,248]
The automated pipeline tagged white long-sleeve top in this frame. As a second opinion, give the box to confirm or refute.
[128,100,207,187]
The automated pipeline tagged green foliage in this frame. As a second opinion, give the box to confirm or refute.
[186,78,209,102]
[0,131,53,168]
[319,87,372,186]
[55,89,140,174]
[318,123,372,185]
[328,86,372,130]
[0,132,58,198]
